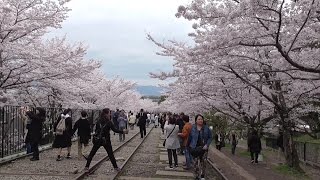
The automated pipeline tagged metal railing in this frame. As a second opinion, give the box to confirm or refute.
[265,137,320,167]
[0,105,101,159]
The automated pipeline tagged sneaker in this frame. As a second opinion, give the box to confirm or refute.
[66,154,72,159]
[174,164,178,168]
[168,166,173,169]
[251,160,254,163]
[200,178,205,180]
[183,166,191,170]
[84,167,89,173]
[56,156,62,161]
[30,157,39,161]
[114,167,121,172]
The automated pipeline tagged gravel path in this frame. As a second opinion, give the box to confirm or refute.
[0,127,140,180]
[85,127,153,179]
[118,127,166,179]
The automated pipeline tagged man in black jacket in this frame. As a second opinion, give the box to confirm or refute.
[137,109,147,138]
[26,107,46,161]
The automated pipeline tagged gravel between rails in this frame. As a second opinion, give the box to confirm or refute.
[84,128,153,179]
[116,127,168,178]
[0,128,140,180]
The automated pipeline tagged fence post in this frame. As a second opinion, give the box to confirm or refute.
[303,142,306,162]
[1,106,4,158]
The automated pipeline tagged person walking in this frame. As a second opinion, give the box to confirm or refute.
[117,110,128,142]
[230,131,238,155]
[128,112,136,130]
[19,106,32,154]
[146,112,151,127]
[164,117,180,169]
[52,108,73,161]
[276,131,284,160]
[84,108,128,172]
[215,131,223,151]
[137,109,147,138]
[72,110,91,159]
[176,113,185,155]
[112,109,120,135]
[178,115,193,170]
[248,130,262,164]
[25,107,46,161]
[188,114,213,180]
[154,114,159,128]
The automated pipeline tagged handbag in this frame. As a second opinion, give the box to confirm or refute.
[93,123,107,145]
[190,129,205,157]
[190,146,205,157]
[258,153,263,162]
[163,125,176,147]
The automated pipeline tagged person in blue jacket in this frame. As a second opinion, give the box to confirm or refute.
[188,114,213,180]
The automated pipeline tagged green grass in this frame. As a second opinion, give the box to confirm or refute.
[294,135,320,144]
[273,165,310,179]
[239,150,251,157]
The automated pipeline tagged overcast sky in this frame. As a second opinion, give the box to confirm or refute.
[49,0,193,86]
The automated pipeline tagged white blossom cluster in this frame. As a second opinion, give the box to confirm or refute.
[148,0,320,135]
[0,0,158,111]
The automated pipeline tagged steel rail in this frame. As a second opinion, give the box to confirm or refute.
[74,130,143,180]
[110,126,154,180]
[207,157,229,180]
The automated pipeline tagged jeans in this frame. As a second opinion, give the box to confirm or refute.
[184,148,193,168]
[86,140,118,168]
[167,149,178,167]
[119,127,125,141]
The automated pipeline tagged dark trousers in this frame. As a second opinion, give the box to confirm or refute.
[26,143,32,154]
[85,140,118,168]
[231,144,236,155]
[250,151,259,163]
[31,142,39,159]
[139,126,146,138]
[167,149,178,166]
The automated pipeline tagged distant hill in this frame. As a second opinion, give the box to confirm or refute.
[135,86,164,96]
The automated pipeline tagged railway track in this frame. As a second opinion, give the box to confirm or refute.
[207,158,229,180]
[0,128,142,180]
[75,127,154,180]
[0,126,227,180]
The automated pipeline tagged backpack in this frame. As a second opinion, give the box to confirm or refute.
[55,114,68,135]
[93,122,107,145]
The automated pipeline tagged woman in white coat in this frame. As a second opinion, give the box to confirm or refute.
[164,116,180,169]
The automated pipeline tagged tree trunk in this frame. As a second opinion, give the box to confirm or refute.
[282,128,303,172]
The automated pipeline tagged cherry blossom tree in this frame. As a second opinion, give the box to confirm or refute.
[0,0,71,103]
[148,0,320,171]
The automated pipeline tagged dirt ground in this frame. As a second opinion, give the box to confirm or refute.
[211,143,320,180]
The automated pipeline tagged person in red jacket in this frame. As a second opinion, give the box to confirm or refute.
[178,115,193,170]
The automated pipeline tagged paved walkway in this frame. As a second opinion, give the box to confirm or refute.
[209,140,319,180]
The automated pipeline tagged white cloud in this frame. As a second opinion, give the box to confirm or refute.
[49,0,193,86]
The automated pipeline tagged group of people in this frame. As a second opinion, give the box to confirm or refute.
[161,112,213,180]
[20,106,263,179]
[20,107,130,172]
